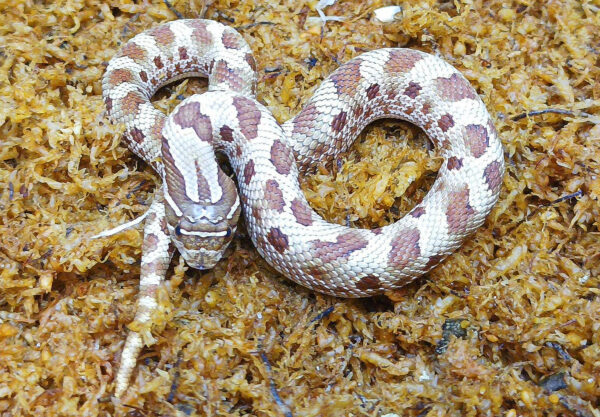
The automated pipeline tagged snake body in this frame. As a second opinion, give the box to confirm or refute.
[101,19,504,396]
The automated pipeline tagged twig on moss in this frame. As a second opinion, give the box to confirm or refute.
[163,0,183,19]
[310,306,334,323]
[504,190,584,235]
[122,404,148,416]
[545,341,573,362]
[167,356,182,402]
[260,352,294,417]
[236,21,277,30]
[528,190,583,218]
[545,190,584,206]
[511,108,593,121]
[126,180,147,199]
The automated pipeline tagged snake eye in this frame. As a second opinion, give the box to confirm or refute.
[225,227,233,238]
[174,225,182,236]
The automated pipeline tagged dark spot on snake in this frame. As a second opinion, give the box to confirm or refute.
[244,53,257,71]
[447,156,463,170]
[353,105,364,119]
[421,103,432,116]
[435,73,477,102]
[290,198,313,226]
[438,114,455,132]
[221,31,240,49]
[220,125,234,142]
[356,275,380,291]
[232,96,261,140]
[105,97,113,114]
[331,111,347,133]
[243,160,255,185]
[410,207,426,218]
[311,231,368,264]
[425,254,445,270]
[178,46,189,61]
[464,124,490,158]
[483,160,503,195]
[446,187,475,234]
[403,81,422,99]
[267,227,289,253]
[388,228,421,269]
[270,140,293,175]
[265,179,285,212]
[366,83,380,100]
[128,127,145,144]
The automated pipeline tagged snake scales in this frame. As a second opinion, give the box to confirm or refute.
[99,19,504,396]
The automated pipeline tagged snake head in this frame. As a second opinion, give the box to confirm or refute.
[162,164,241,270]
[164,195,241,269]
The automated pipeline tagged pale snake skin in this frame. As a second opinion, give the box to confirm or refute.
[100,19,504,397]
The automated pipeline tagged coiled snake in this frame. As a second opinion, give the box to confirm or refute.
[98,19,504,396]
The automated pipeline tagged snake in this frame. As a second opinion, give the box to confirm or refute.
[99,19,504,397]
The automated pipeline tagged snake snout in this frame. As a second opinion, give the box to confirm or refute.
[179,246,226,271]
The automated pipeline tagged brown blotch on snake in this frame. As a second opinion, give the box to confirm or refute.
[221,31,240,49]
[189,20,211,44]
[143,234,160,253]
[356,275,381,291]
[464,124,490,158]
[121,91,145,115]
[329,58,363,96]
[270,140,293,175]
[220,125,234,142]
[290,199,313,226]
[267,227,289,254]
[153,55,164,70]
[150,25,175,46]
[446,187,476,234]
[388,228,421,269]
[118,42,147,61]
[331,111,348,133]
[233,96,261,140]
[403,81,422,99]
[243,160,255,185]
[128,127,145,145]
[292,103,319,136]
[265,179,285,213]
[438,114,455,132]
[366,83,380,100]
[213,60,248,93]
[484,161,503,195]
[384,49,423,73]
[178,46,189,60]
[436,73,478,102]
[311,232,369,264]
[447,156,464,170]
[173,102,212,141]
[410,207,427,218]
[108,68,134,85]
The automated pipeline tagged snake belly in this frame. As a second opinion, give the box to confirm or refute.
[101,19,504,395]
